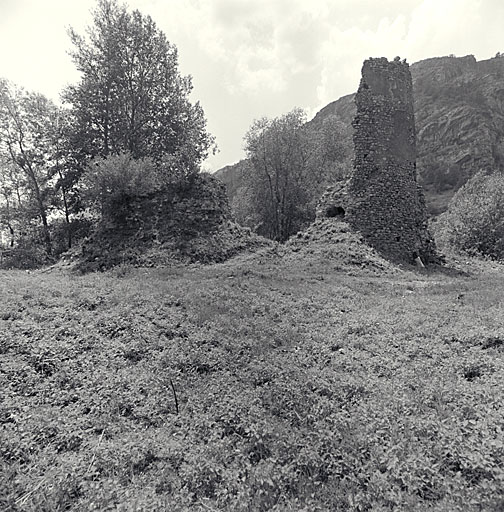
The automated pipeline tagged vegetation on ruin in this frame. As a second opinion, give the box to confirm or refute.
[0,0,214,267]
[1,251,503,511]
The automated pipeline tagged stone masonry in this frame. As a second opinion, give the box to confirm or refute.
[78,169,273,271]
[318,57,438,264]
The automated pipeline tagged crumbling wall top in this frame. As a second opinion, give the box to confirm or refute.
[358,57,413,105]
[346,56,438,264]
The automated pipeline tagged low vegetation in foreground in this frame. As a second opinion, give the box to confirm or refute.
[1,252,503,511]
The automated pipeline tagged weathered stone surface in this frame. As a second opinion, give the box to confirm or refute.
[79,173,270,270]
[307,55,504,215]
[315,181,350,220]
[319,57,438,264]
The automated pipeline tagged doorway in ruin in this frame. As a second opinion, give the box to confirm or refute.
[325,205,345,219]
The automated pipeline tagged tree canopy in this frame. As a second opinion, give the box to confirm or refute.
[434,171,504,258]
[0,0,217,265]
[241,108,350,242]
[64,0,215,172]
[0,79,62,255]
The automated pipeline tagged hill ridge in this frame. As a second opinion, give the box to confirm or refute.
[217,54,504,216]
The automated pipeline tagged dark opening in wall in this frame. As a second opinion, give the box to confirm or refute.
[326,206,345,218]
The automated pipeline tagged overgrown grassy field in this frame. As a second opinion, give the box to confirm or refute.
[1,251,503,511]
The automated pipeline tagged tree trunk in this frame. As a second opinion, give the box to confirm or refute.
[37,194,52,256]
[58,169,72,249]
[24,161,52,256]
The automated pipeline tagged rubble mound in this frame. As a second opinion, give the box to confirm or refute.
[77,173,271,271]
[285,218,397,273]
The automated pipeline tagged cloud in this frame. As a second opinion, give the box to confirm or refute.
[154,0,424,101]
[135,0,504,167]
[312,0,502,110]
[157,0,332,96]
[406,0,481,59]
[1,0,501,171]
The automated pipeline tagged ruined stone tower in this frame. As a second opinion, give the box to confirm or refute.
[347,57,436,263]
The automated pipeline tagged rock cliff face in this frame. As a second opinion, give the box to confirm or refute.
[307,54,504,214]
[413,55,504,213]
[308,93,356,128]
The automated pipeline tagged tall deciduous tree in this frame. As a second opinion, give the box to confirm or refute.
[64,0,214,174]
[243,108,349,242]
[0,158,25,247]
[0,79,61,255]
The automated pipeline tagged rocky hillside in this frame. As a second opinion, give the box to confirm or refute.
[307,93,355,128]
[413,55,504,213]
[218,54,504,216]
[214,159,251,204]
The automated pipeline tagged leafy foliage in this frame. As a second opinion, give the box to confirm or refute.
[0,79,62,255]
[241,108,350,242]
[434,172,504,258]
[63,0,215,169]
[81,153,162,217]
[1,255,503,510]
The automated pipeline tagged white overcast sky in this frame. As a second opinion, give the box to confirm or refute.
[1,0,502,170]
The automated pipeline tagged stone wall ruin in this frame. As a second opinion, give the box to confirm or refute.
[79,174,270,270]
[318,57,438,264]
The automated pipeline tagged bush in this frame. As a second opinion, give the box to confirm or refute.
[434,172,504,258]
[0,225,55,269]
[81,153,163,217]
[50,217,94,256]
[0,245,51,269]
[242,109,350,242]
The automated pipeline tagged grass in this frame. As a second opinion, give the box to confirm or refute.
[1,251,503,511]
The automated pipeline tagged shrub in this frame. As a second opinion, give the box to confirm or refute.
[50,217,94,256]
[81,153,163,218]
[0,227,54,269]
[434,172,504,258]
